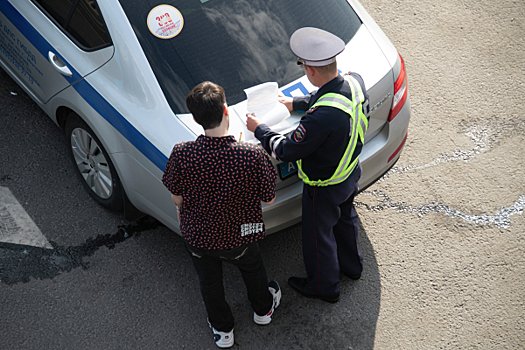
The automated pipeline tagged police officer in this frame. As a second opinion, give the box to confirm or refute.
[246,27,370,303]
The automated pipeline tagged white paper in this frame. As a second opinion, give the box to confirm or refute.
[244,82,290,127]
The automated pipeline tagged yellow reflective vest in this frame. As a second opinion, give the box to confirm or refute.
[297,75,368,186]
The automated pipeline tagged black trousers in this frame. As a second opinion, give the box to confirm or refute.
[185,240,273,332]
[301,166,363,295]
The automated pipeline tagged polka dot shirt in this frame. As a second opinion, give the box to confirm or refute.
[162,135,277,250]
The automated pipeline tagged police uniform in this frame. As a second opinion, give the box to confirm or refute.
[253,27,370,301]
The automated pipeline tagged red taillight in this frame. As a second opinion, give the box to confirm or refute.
[388,53,408,122]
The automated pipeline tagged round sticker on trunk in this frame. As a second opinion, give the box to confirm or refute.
[147,5,184,39]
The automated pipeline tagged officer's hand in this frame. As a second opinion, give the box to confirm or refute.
[278,94,293,111]
[246,113,261,132]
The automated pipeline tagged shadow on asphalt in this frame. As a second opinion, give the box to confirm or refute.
[0,215,380,349]
[252,219,381,350]
[0,217,162,285]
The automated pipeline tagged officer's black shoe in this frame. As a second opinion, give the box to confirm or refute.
[342,272,361,280]
[288,277,340,303]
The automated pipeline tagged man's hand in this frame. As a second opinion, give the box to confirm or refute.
[278,94,293,112]
[246,113,262,133]
[171,194,183,221]
[263,197,275,205]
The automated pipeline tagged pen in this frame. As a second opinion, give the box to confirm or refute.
[239,132,242,142]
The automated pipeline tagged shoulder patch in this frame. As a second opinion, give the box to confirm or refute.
[307,106,319,114]
[293,124,307,142]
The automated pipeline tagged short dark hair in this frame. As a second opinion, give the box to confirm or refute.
[186,81,226,130]
[312,61,337,75]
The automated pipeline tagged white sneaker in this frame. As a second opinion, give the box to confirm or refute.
[207,319,234,348]
[253,280,281,325]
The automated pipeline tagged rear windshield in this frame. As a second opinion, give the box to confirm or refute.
[120,0,361,114]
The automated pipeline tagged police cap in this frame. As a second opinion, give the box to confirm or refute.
[290,27,345,67]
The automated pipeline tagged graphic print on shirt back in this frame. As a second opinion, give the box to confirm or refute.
[240,223,264,237]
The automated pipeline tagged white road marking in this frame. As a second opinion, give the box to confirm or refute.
[382,125,495,181]
[0,186,53,249]
[357,124,525,228]
[357,190,525,229]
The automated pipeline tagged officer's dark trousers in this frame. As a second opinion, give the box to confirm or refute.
[185,240,273,332]
[301,166,363,295]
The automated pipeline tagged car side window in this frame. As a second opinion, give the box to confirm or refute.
[66,0,111,49]
[33,0,72,25]
[33,0,111,50]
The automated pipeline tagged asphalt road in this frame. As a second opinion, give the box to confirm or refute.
[1,0,524,349]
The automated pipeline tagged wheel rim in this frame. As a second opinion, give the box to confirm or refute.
[70,128,113,199]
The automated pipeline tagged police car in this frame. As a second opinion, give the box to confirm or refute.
[0,0,410,234]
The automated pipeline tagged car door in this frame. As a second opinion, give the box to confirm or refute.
[0,0,113,105]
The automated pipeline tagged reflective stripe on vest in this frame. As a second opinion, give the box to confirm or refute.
[297,75,368,187]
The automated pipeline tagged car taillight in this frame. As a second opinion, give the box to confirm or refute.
[388,53,407,122]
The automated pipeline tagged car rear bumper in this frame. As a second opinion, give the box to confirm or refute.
[359,94,411,190]
[263,181,303,234]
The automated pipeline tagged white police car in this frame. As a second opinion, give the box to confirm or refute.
[0,0,410,234]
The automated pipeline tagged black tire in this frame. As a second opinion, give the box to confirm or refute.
[65,113,123,212]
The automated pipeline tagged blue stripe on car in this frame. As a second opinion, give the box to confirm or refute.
[73,79,168,170]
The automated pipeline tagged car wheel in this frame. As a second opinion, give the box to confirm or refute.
[65,113,123,211]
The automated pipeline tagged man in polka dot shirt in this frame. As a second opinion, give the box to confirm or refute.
[162,81,281,348]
